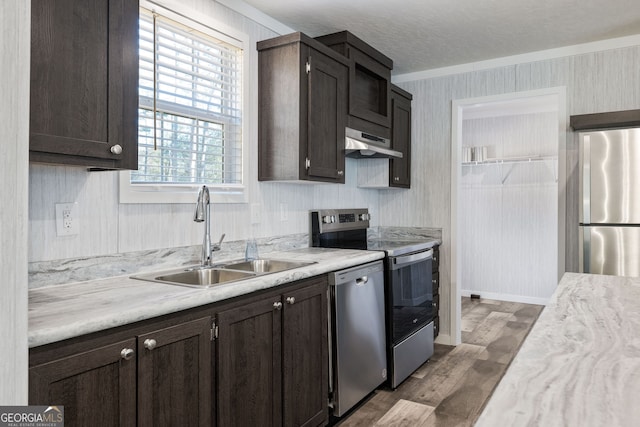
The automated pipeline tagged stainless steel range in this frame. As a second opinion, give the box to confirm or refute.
[311,208,436,404]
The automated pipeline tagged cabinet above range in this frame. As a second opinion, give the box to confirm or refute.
[315,30,394,140]
[257,30,411,186]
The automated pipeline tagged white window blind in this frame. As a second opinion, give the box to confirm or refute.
[133,8,243,186]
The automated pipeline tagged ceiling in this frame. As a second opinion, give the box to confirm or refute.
[240,0,640,75]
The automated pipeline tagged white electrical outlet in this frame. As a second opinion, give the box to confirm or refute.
[55,202,79,236]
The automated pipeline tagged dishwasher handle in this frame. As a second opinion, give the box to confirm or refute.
[330,260,384,286]
[356,276,368,286]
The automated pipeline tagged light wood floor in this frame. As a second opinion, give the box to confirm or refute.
[336,297,544,427]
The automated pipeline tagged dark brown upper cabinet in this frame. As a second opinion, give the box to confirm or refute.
[315,31,393,139]
[390,85,412,188]
[30,0,139,169]
[258,32,349,183]
[570,109,640,130]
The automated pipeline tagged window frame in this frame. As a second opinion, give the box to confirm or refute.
[119,0,250,204]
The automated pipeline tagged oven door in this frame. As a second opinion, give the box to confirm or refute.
[388,249,434,343]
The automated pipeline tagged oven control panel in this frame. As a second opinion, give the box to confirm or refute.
[311,209,371,234]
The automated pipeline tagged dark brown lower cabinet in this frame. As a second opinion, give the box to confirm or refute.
[217,276,329,427]
[30,338,137,427]
[29,316,212,427]
[137,318,212,427]
[29,275,331,427]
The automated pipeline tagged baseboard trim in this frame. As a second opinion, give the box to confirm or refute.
[460,289,549,306]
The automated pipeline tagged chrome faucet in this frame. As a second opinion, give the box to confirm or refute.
[194,185,225,266]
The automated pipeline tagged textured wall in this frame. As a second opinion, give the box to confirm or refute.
[388,45,640,340]
[1,0,30,404]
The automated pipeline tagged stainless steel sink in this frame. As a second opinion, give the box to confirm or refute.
[131,259,315,288]
[132,267,256,288]
[221,259,315,274]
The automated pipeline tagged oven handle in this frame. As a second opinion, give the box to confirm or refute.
[390,249,433,269]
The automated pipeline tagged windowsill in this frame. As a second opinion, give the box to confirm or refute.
[118,171,248,204]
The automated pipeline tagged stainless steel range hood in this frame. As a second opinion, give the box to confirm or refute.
[344,127,403,159]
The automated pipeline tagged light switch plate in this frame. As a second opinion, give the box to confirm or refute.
[55,202,79,236]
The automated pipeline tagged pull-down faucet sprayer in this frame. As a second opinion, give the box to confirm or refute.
[194,185,224,266]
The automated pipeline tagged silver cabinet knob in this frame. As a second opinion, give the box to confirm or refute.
[337,170,344,176]
[286,296,295,305]
[120,348,135,360]
[432,279,437,284]
[143,338,157,350]
[273,301,283,310]
[394,176,400,181]
[110,144,123,155]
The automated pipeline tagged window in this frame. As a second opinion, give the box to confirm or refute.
[120,3,248,203]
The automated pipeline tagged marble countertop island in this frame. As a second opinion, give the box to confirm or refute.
[476,272,640,427]
[29,248,384,348]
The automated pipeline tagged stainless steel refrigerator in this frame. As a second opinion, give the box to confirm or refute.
[579,127,640,276]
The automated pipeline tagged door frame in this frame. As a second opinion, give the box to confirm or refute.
[449,87,567,345]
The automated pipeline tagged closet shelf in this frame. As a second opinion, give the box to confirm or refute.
[462,155,558,184]
[461,155,557,166]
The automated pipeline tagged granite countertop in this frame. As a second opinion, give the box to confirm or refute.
[29,248,384,348]
[475,272,640,427]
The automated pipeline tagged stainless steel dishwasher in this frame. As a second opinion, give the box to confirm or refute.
[328,260,387,417]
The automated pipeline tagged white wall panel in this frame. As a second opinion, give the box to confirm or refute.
[572,47,640,115]
[29,165,119,260]
[1,0,29,404]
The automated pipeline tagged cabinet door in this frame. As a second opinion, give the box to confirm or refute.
[306,47,348,183]
[282,277,329,427]
[30,0,138,169]
[29,338,137,427]
[217,295,283,427]
[390,90,411,188]
[137,317,212,427]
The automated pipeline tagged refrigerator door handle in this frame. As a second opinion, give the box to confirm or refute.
[583,227,591,273]
[582,134,591,224]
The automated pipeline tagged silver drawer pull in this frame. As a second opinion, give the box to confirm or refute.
[143,339,157,350]
[120,348,134,360]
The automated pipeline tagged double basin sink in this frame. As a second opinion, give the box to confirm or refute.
[132,259,315,288]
